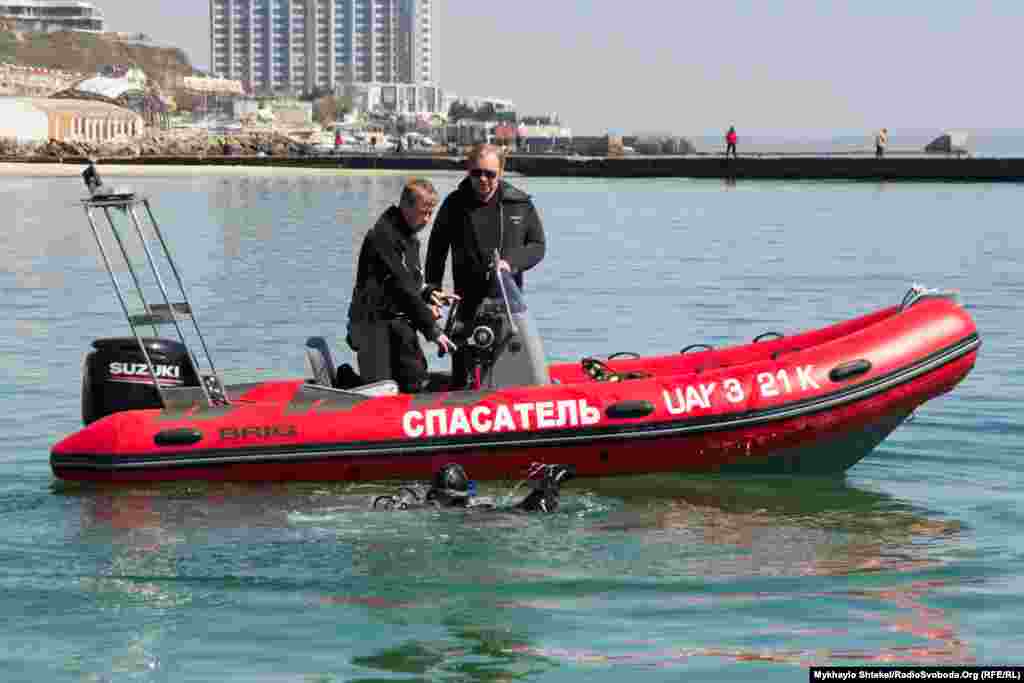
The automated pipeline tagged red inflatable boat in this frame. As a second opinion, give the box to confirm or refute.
[50,183,980,483]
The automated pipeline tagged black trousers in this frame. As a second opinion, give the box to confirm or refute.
[449,347,473,390]
[726,142,737,158]
[351,319,428,393]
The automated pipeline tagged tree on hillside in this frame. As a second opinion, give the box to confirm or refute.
[313,94,353,124]
[171,88,204,113]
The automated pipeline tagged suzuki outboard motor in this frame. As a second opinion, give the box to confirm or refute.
[461,270,549,388]
[81,337,201,425]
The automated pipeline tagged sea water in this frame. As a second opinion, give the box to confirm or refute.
[1,169,1022,681]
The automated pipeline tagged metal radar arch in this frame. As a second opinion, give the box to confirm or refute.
[79,161,227,409]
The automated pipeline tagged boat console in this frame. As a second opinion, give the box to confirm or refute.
[442,269,550,390]
[305,268,551,395]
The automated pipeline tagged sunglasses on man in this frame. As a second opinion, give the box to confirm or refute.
[469,168,498,179]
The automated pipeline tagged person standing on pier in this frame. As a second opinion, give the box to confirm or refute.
[725,126,738,158]
[875,128,888,158]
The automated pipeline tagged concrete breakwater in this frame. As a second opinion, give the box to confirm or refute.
[4,153,1024,181]
[508,154,1024,181]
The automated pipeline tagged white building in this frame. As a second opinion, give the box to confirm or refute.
[0,97,144,142]
[450,95,515,113]
[340,80,441,114]
[0,0,104,32]
[210,0,437,98]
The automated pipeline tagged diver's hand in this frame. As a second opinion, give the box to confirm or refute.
[435,333,457,356]
[497,259,511,273]
[431,304,442,320]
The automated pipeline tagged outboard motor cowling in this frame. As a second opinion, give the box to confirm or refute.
[82,337,200,425]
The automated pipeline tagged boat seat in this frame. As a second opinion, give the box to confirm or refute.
[305,337,337,387]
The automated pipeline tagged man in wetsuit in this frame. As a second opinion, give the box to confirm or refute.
[424,143,546,388]
[347,178,458,393]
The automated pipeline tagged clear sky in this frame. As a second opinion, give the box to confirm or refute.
[94,0,1022,136]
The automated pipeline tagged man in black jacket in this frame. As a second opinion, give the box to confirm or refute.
[424,144,546,388]
[348,178,457,393]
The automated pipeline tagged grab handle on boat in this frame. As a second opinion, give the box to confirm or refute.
[753,332,784,343]
[829,359,872,383]
[771,347,802,360]
[680,343,713,354]
[154,427,203,446]
[606,400,655,419]
[607,351,641,360]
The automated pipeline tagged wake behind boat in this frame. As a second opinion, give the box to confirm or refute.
[50,165,981,483]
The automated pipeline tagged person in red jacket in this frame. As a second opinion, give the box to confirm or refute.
[725,126,738,158]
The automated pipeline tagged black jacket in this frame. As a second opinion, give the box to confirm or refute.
[348,206,440,340]
[425,178,545,310]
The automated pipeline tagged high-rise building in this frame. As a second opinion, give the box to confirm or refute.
[210,0,436,97]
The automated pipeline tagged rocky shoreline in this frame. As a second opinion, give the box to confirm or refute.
[0,128,319,159]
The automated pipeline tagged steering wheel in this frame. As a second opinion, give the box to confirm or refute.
[582,357,620,382]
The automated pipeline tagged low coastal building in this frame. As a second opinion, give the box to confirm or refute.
[448,94,515,115]
[925,131,969,155]
[339,81,445,115]
[182,75,245,97]
[52,72,170,127]
[268,100,312,126]
[0,96,144,142]
[0,0,104,32]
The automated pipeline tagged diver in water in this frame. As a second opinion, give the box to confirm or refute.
[373,462,574,514]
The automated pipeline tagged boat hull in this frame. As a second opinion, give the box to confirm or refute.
[51,297,979,483]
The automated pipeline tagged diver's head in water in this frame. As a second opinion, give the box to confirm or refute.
[426,463,472,507]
